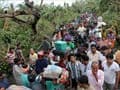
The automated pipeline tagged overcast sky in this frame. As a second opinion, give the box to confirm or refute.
[1,0,76,8]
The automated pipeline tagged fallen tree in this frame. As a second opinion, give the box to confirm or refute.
[0,0,44,35]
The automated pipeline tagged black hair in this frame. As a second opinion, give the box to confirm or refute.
[81,55,89,61]
[44,51,49,55]
[9,47,14,51]
[101,46,108,50]
[79,75,89,85]
[106,53,113,59]
[68,53,76,61]
[91,44,96,48]
[83,43,88,48]
[69,53,75,57]
[22,64,28,69]
[14,58,21,64]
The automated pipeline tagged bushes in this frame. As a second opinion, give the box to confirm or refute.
[0,0,119,70]
[0,61,12,75]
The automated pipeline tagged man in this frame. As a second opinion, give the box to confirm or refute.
[38,36,51,52]
[35,51,49,74]
[102,53,119,90]
[80,55,91,75]
[15,43,25,63]
[87,44,106,62]
[77,23,86,39]
[77,75,95,90]
[66,54,81,90]
[87,61,104,90]
[114,49,120,65]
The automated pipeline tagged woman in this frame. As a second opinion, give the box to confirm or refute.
[5,47,15,67]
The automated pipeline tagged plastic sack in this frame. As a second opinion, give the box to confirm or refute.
[54,41,67,52]
[43,65,62,79]
[6,85,32,90]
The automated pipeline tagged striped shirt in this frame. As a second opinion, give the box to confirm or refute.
[66,61,81,80]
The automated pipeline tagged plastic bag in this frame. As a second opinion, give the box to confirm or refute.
[43,65,62,79]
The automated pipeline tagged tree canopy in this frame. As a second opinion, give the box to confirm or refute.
[0,0,119,59]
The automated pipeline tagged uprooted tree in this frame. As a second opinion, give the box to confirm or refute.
[0,0,44,35]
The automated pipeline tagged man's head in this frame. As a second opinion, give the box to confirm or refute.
[81,55,89,65]
[91,44,97,54]
[100,46,108,56]
[22,64,29,73]
[44,51,49,57]
[91,61,99,74]
[9,47,14,53]
[68,54,76,63]
[78,75,89,88]
[38,51,44,59]
[30,48,35,55]
[106,53,113,65]
[14,58,21,65]
[83,43,88,51]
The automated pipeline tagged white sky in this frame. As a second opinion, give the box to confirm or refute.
[1,0,76,8]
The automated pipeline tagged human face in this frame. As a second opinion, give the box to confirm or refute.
[10,49,14,53]
[107,58,113,65]
[92,63,99,74]
[30,49,34,54]
[91,47,96,54]
[82,60,88,65]
[70,56,76,63]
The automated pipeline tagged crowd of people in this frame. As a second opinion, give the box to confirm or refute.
[0,12,120,90]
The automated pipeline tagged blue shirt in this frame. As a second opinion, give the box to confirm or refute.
[35,58,48,74]
[0,78,9,88]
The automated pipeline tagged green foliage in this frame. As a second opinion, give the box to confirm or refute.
[0,61,11,75]
[0,19,4,28]
[0,0,119,60]
[99,0,120,34]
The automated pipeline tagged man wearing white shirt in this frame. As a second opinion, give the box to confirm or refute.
[87,44,106,62]
[87,61,104,90]
[102,53,119,90]
[97,16,106,28]
[77,23,86,38]
[94,27,102,38]
[81,55,92,75]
